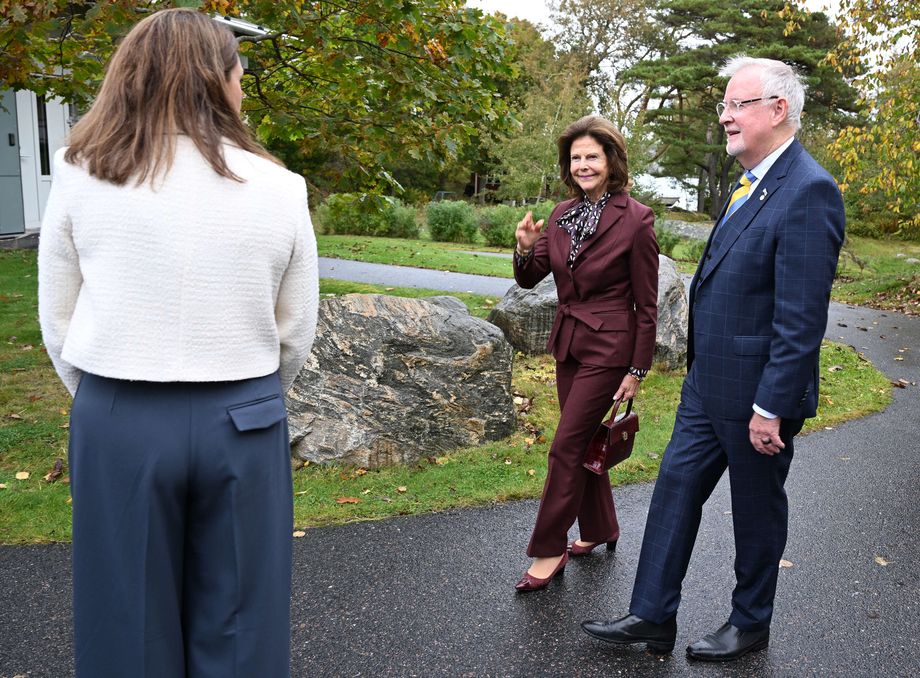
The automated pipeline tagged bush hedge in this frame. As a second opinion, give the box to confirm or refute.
[478,204,519,247]
[654,223,681,258]
[316,194,419,238]
[426,200,479,243]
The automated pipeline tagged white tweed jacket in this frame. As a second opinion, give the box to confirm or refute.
[38,137,319,395]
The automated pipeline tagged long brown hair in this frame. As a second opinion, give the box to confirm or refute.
[557,115,631,197]
[66,8,278,185]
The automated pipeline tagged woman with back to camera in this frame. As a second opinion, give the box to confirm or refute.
[513,115,658,592]
[38,9,318,676]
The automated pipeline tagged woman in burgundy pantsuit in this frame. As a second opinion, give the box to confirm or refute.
[513,115,659,591]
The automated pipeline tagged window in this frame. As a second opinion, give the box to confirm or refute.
[36,95,50,176]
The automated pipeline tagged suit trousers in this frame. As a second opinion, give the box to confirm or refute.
[69,372,293,678]
[629,365,802,630]
[527,360,625,557]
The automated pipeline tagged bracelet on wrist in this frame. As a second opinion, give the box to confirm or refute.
[627,367,648,382]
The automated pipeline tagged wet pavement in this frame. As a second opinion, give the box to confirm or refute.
[1,268,918,677]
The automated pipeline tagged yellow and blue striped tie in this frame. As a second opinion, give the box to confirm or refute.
[721,171,757,224]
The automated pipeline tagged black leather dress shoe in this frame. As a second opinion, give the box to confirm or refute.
[686,622,769,662]
[581,613,677,654]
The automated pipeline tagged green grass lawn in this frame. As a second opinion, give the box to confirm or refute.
[0,249,894,542]
[318,234,514,278]
[834,236,920,315]
[319,231,920,313]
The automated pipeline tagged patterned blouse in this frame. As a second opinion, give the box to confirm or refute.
[556,192,612,267]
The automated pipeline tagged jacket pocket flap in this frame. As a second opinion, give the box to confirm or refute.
[227,395,286,432]
[597,311,629,331]
[733,335,772,356]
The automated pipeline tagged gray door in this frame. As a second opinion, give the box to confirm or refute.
[0,89,26,236]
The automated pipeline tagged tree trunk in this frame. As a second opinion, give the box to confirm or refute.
[696,168,706,213]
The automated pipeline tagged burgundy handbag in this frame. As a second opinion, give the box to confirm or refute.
[582,398,639,475]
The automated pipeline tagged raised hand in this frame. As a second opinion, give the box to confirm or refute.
[515,211,545,254]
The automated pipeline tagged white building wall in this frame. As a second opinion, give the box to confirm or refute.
[16,91,71,231]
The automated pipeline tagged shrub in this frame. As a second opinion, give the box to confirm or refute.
[315,194,420,238]
[478,204,519,247]
[655,223,681,258]
[684,238,707,262]
[426,200,479,243]
[529,200,555,226]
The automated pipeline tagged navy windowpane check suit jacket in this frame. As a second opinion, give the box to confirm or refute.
[688,139,846,420]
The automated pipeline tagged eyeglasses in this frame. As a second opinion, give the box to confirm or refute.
[716,96,779,116]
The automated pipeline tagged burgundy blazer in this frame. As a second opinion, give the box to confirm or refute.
[514,191,659,369]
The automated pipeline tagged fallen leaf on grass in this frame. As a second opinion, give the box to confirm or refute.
[354,468,367,476]
[292,530,306,538]
[527,469,536,476]
[15,471,29,480]
[8,413,22,420]
[828,365,844,372]
[874,555,890,567]
[335,497,361,504]
[43,459,64,483]
[362,489,371,495]
[28,394,43,402]
[396,486,408,494]
[779,559,794,568]
[0,483,7,489]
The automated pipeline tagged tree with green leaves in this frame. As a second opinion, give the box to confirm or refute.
[483,18,592,203]
[0,0,516,196]
[549,0,663,129]
[623,0,859,216]
[824,1,919,238]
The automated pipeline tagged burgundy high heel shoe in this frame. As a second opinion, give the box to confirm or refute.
[567,539,617,556]
[515,552,569,592]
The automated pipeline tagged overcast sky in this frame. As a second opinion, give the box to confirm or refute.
[467,0,838,28]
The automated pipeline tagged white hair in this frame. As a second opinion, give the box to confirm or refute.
[720,56,805,132]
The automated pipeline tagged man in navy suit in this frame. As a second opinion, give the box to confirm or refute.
[581,56,845,661]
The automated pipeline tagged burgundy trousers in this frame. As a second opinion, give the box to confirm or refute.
[526,359,626,557]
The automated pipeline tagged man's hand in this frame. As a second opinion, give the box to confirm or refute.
[749,412,784,456]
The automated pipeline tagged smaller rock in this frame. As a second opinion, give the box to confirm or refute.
[422,296,470,315]
[906,257,919,265]
[657,219,713,242]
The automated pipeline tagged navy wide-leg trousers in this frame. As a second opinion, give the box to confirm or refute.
[69,372,293,678]
[629,366,803,631]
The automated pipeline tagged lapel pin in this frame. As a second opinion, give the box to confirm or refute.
[759,188,768,201]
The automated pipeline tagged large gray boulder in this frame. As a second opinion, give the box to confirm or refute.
[286,294,515,468]
[487,255,688,369]
[655,255,689,369]
[486,276,558,355]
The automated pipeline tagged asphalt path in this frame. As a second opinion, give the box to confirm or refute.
[319,257,516,297]
[1,266,918,677]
